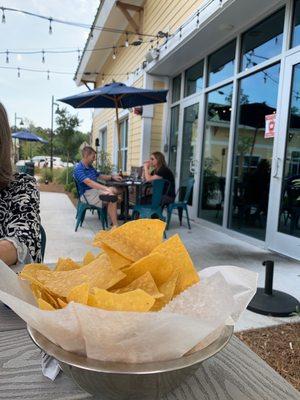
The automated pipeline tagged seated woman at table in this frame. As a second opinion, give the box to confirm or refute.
[73,146,122,227]
[0,103,41,267]
[142,151,176,206]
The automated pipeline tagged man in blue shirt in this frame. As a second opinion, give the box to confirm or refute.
[74,146,122,227]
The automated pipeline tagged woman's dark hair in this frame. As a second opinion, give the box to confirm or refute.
[151,151,167,170]
[0,103,13,190]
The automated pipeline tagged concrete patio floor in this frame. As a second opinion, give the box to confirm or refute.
[40,191,300,332]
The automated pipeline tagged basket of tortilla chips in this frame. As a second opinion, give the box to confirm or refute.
[0,219,257,399]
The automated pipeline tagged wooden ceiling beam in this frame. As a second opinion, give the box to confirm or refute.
[116,1,143,34]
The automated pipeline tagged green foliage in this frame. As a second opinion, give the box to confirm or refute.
[55,167,74,185]
[97,150,114,174]
[39,168,53,183]
[64,181,78,198]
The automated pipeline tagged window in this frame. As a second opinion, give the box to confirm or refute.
[120,119,128,172]
[229,63,280,240]
[99,127,107,152]
[241,8,285,71]
[198,84,233,224]
[208,40,236,86]
[291,0,300,48]
[172,75,181,103]
[184,60,204,97]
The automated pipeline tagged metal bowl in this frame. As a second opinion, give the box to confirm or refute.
[27,324,233,400]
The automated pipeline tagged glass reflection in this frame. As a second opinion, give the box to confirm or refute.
[180,103,199,205]
[184,60,204,97]
[169,106,180,174]
[241,8,284,71]
[292,0,300,48]
[229,64,280,240]
[208,40,236,86]
[278,64,300,238]
[172,75,181,103]
[198,84,233,224]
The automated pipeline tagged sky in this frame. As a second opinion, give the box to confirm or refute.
[0,0,99,133]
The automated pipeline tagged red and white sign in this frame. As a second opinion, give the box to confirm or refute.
[265,113,276,139]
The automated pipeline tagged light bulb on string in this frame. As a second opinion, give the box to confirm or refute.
[101,74,104,85]
[49,18,53,34]
[17,68,20,78]
[179,27,182,39]
[77,49,81,62]
[196,11,200,26]
[112,47,116,60]
[6,50,9,63]
[47,70,50,80]
[125,32,129,47]
[90,28,94,39]
[1,8,5,23]
[42,50,45,63]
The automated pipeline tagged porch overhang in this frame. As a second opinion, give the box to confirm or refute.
[146,0,285,77]
[75,0,144,86]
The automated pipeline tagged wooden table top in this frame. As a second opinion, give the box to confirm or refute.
[0,304,299,400]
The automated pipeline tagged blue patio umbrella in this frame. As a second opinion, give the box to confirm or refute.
[59,82,168,169]
[12,130,48,144]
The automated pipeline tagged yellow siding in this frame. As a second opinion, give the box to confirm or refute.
[150,80,166,153]
[91,0,204,169]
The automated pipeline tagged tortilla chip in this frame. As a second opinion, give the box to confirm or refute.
[42,271,90,297]
[67,283,89,305]
[37,298,55,311]
[82,251,96,266]
[99,243,132,269]
[151,235,199,295]
[151,272,179,311]
[94,219,165,262]
[55,258,80,272]
[20,263,50,281]
[93,288,155,312]
[57,298,68,308]
[112,253,174,290]
[115,271,163,299]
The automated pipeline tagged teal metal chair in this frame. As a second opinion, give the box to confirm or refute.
[166,177,194,230]
[73,178,108,232]
[40,225,46,262]
[132,179,169,221]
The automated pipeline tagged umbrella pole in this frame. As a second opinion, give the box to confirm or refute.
[115,101,122,171]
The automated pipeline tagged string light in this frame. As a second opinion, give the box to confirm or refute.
[47,70,50,80]
[101,74,104,85]
[179,27,182,39]
[48,18,53,35]
[17,67,20,78]
[112,46,116,60]
[90,27,94,38]
[1,7,5,23]
[42,49,45,63]
[0,6,158,38]
[125,32,129,47]
[77,48,81,62]
[196,11,200,26]
[6,50,9,63]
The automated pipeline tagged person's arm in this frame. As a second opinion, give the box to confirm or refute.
[0,240,18,266]
[143,162,162,182]
[83,178,113,194]
[100,174,123,182]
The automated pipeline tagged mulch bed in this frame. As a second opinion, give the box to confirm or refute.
[38,182,300,391]
[235,322,300,391]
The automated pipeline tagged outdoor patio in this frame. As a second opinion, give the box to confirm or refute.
[40,190,300,332]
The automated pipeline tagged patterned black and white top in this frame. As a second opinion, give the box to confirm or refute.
[0,173,41,264]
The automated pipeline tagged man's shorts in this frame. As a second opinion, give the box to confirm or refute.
[81,189,103,207]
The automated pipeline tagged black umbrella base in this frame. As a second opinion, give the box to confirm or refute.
[247,288,300,317]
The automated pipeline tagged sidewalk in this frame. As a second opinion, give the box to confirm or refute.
[40,191,300,332]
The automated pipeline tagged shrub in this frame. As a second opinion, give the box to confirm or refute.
[55,167,74,185]
[39,168,53,183]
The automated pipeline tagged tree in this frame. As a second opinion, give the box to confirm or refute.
[55,108,87,184]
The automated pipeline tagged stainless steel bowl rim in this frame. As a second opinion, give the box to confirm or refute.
[27,324,233,375]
